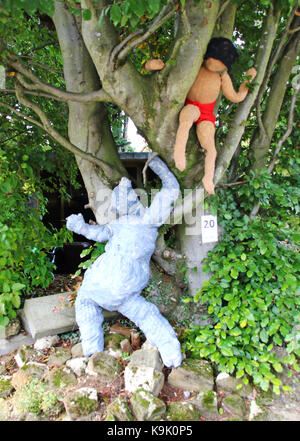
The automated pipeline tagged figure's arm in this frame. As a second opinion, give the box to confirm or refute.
[66,213,112,242]
[145,59,165,72]
[142,157,180,226]
[221,68,257,103]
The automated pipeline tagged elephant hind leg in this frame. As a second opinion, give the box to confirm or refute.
[118,294,182,368]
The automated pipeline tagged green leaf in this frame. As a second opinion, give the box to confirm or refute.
[148,0,160,14]
[11,295,21,309]
[98,9,105,29]
[260,329,269,343]
[230,269,239,279]
[82,9,92,20]
[11,282,25,291]
[273,362,283,373]
[110,4,121,25]
[131,0,145,17]
[220,347,233,357]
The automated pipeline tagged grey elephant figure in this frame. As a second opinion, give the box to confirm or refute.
[66,156,182,368]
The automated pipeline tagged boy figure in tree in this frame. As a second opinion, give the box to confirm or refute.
[146,37,257,194]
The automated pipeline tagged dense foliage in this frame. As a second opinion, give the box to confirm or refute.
[0,141,72,327]
[183,157,300,394]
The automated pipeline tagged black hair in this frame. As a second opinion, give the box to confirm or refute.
[204,37,239,71]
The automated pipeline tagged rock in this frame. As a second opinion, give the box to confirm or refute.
[130,331,140,349]
[222,394,247,417]
[0,376,13,398]
[63,387,98,420]
[11,378,63,420]
[120,339,133,354]
[86,352,123,384]
[34,335,60,351]
[20,362,49,380]
[71,342,83,358]
[11,370,32,390]
[216,372,252,398]
[0,398,10,421]
[21,293,78,339]
[104,333,130,358]
[129,347,163,371]
[45,366,77,390]
[164,402,200,421]
[47,347,71,367]
[66,357,88,377]
[0,318,21,339]
[168,358,214,392]
[15,347,36,368]
[106,397,134,421]
[130,389,166,421]
[0,363,6,375]
[249,399,267,421]
[191,390,219,418]
[124,365,164,396]
[109,323,134,339]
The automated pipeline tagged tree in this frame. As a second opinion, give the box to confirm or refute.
[0,0,299,394]
[0,0,299,311]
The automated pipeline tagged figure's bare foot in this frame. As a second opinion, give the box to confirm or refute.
[174,154,186,172]
[202,176,215,194]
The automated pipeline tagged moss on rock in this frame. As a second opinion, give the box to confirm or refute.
[0,376,13,398]
[222,394,247,418]
[0,398,10,421]
[164,402,200,421]
[130,389,166,421]
[168,358,214,392]
[192,389,219,418]
[63,387,98,420]
[106,397,134,421]
[45,366,77,390]
[86,352,123,384]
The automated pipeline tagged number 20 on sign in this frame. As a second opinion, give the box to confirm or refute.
[201,215,218,243]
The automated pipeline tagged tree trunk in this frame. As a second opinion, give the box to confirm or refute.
[53,1,128,224]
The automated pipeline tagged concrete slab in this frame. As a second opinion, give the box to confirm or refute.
[20,292,118,340]
[0,333,35,356]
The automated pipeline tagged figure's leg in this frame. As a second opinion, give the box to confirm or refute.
[75,295,104,357]
[173,104,200,171]
[118,294,182,368]
[196,121,216,194]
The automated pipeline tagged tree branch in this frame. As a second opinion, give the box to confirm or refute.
[255,6,298,142]
[8,57,112,103]
[216,0,231,20]
[110,1,176,69]
[1,87,68,103]
[19,56,64,75]
[250,84,299,219]
[10,84,115,171]
[22,40,58,56]
[289,25,300,34]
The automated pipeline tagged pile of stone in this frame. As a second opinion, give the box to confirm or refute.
[1,324,300,422]
[0,327,261,422]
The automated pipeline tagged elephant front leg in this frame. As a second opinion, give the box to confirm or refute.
[75,296,104,357]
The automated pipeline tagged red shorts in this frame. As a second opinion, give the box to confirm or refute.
[185,99,216,126]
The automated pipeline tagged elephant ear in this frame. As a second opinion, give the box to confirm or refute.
[110,177,145,217]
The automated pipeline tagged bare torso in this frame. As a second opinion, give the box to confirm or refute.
[186,65,222,103]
